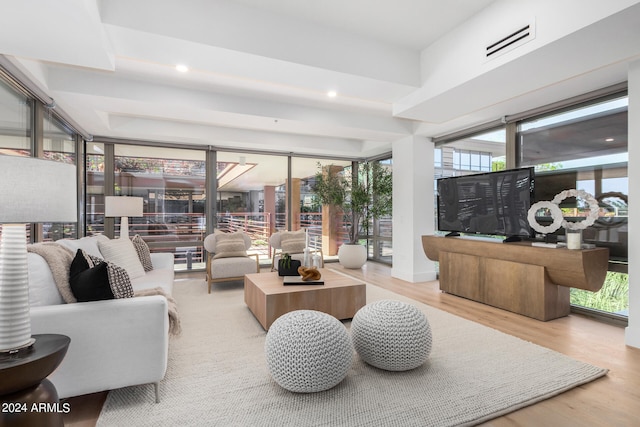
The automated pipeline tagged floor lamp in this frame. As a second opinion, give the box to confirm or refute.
[104,196,143,239]
[0,156,77,353]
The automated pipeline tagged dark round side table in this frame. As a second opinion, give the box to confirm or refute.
[0,334,70,427]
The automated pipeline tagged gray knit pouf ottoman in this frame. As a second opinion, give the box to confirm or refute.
[265,310,353,393]
[351,300,432,371]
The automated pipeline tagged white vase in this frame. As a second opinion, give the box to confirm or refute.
[565,228,582,250]
[338,244,367,269]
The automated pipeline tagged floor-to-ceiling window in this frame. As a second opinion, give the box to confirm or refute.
[433,92,629,321]
[116,145,206,270]
[0,75,78,243]
[212,154,389,265]
[0,78,32,241]
[85,140,391,270]
[86,143,207,270]
[42,113,77,241]
[86,142,105,237]
[368,158,393,264]
[214,152,288,264]
[0,78,31,157]
[518,94,629,318]
[291,157,352,261]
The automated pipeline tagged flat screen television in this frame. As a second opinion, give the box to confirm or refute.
[437,167,535,238]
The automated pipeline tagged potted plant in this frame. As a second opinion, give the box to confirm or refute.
[312,162,392,268]
[278,253,302,276]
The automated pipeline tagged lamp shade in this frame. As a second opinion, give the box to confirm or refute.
[104,196,143,218]
[104,196,143,239]
[0,156,77,223]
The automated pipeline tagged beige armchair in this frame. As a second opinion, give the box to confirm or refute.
[270,230,324,272]
[204,231,259,293]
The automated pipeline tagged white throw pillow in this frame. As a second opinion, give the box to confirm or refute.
[98,238,146,279]
[212,232,248,259]
[56,234,109,258]
[280,230,306,254]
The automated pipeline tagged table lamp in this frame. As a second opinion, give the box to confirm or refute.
[104,196,143,239]
[0,155,76,353]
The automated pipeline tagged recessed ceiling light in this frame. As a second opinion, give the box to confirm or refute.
[605,138,615,142]
[176,64,189,73]
[327,90,337,98]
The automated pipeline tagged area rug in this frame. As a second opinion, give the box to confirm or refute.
[96,277,607,427]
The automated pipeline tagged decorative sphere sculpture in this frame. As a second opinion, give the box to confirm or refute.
[351,300,432,371]
[265,310,353,392]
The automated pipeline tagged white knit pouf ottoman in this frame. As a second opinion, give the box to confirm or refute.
[265,310,353,393]
[351,300,432,371]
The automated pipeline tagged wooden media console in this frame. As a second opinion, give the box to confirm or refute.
[422,235,610,321]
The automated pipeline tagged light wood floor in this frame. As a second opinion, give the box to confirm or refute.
[63,262,640,427]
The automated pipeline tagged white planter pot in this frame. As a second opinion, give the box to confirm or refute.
[338,244,367,269]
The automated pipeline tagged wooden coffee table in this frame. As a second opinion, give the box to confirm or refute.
[244,268,366,330]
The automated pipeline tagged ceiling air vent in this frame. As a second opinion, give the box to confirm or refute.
[486,21,535,59]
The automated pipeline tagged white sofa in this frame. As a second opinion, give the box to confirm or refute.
[27,235,175,401]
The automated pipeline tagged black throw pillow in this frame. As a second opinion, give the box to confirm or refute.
[69,249,115,302]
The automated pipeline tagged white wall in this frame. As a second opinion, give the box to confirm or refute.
[626,59,640,348]
[391,135,437,282]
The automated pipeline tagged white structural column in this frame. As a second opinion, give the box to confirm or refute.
[626,59,640,349]
[391,135,437,283]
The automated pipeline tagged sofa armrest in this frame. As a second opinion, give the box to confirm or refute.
[151,252,175,270]
[30,296,169,399]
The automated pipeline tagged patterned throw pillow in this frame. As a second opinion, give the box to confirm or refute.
[86,252,134,299]
[98,238,146,279]
[213,232,248,259]
[280,230,306,254]
[132,234,154,272]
